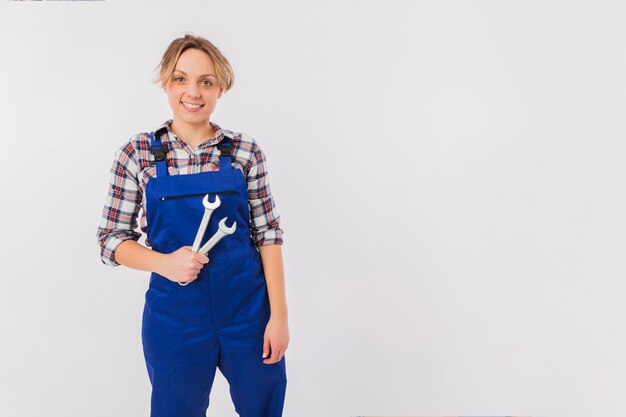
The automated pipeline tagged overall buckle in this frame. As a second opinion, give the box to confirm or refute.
[150,144,169,162]
[217,144,231,157]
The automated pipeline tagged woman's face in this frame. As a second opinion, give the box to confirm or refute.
[163,48,222,126]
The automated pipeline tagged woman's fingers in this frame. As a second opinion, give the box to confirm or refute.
[262,337,271,359]
[263,343,286,364]
[275,348,285,363]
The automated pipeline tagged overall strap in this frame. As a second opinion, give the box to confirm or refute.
[149,127,169,178]
[216,136,234,172]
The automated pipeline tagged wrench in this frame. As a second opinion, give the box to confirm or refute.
[197,217,237,256]
[179,194,221,286]
[191,194,221,253]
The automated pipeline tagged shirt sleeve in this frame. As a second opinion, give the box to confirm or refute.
[95,142,143,266]
[246,137,284,246]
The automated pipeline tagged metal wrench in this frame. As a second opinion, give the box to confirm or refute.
[197,217,237,256]
[179,194,221,286]
[181,218,236,286]
[191,194,221,253]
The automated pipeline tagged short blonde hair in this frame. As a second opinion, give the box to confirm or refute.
[152,32,234,93]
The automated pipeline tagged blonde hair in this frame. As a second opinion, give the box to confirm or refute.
[152,32,234,93]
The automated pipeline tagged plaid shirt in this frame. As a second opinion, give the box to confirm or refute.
[96,119,283,266]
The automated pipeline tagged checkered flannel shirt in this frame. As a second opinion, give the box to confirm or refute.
[96,119,283,266]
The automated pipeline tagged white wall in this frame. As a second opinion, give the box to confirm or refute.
[0,1,624,416]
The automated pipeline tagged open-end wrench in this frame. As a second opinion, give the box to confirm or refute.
[191,194,221,253]
[179,194,221,286]
[197,217,237,256]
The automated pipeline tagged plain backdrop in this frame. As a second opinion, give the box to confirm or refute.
[1,1,624,416]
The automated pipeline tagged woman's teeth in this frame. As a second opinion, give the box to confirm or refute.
[182,102,204,109]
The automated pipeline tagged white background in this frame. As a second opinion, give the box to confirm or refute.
[1,1,624,417]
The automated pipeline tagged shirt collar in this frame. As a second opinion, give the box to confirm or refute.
[156,119,226,154]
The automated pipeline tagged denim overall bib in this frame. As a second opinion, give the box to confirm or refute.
[141,127,287,417]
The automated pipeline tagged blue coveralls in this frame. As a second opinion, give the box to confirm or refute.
[141,127,287,417]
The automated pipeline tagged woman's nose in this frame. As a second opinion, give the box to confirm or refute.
[186,87,201,99]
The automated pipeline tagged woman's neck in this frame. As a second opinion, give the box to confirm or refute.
[170,119,215,150]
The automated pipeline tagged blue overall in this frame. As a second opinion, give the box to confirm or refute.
[141,127,287,417]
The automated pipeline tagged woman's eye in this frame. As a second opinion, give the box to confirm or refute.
[172,76,210,86]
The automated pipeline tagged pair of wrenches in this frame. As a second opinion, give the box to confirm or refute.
[179,194,237,286]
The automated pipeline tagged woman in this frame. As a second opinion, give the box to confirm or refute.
[96,33,289,417]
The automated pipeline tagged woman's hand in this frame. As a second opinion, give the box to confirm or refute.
[262,314,289,364]
[157,246,209,284]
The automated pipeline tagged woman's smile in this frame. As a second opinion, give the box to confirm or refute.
[181,101,205,112]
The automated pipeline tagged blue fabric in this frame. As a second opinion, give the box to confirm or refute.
[141,129,287,417]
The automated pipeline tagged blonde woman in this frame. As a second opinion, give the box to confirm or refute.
[96,33,289,417]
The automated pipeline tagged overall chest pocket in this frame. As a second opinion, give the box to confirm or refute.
[159,190,237,201]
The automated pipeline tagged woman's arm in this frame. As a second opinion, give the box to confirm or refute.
[259,243,289,364]
[258,244,288,318]
[244,134,286,308]
[114,240,208,284]
[96,142,143,266]
[113,240,167,273]
[243,134,289,363]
